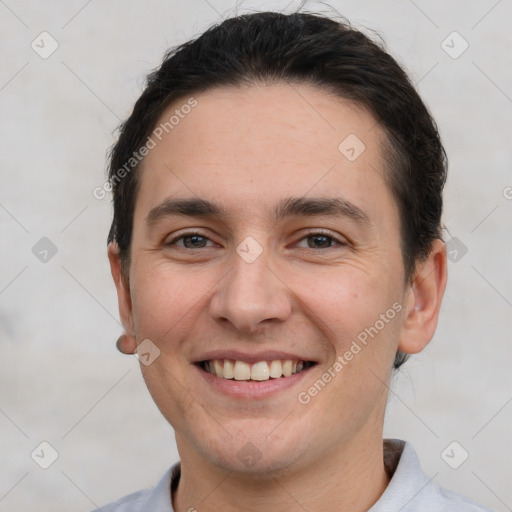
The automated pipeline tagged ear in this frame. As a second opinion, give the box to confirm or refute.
[398,239,448,354]
[108,243,136,348]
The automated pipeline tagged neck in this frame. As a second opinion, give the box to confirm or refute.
[172,433,390,512]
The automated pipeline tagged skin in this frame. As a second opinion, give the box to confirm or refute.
[109,82,447,512]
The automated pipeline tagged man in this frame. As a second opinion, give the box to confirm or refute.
[96,9,493,512]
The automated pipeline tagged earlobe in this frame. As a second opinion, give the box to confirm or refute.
[108,242,136,338]
[398,239,448,354]
[116,333,137,355]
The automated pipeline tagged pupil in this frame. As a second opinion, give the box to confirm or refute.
[310,235,330,248]
[185,235,206,248]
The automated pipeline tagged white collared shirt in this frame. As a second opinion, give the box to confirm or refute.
[92,439,494,511]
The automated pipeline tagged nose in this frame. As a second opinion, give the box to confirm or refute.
[209,245,292,334]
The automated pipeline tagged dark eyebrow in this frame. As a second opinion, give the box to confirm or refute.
[145,196,371,228]
[146,198,226,228]
[274,196,371,226]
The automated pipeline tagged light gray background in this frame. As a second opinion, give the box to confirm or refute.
[0,0,511,510]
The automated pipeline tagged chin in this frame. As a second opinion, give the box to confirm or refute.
[193,424,310,478]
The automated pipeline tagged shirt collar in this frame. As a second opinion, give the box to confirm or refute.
[369,438,439,511]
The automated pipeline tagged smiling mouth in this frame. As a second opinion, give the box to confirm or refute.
[197,359,316,381]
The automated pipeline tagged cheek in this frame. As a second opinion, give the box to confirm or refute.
[290,265,399,348]
[129,266,209,421]
[129,262,208,340]
[129,276,189,364]
[301,269,402,417]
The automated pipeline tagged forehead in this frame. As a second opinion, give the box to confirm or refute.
[134,82,396,227]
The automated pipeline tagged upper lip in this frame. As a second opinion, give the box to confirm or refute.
[192,349,318,365]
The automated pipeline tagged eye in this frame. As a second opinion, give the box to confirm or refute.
[166,232,215,249]
[296,230,347,249]
[165,230,347,251]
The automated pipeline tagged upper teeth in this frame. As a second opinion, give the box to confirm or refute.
[204,359,306,380]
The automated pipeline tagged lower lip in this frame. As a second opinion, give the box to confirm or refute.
[194,364,313,399]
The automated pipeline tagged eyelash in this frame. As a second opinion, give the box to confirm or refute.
[166,230,347,250]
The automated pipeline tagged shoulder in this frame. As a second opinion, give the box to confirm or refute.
[90,464,178,512]
[373,439,494,512]
[428,484,494,512]
[90,488,148,512]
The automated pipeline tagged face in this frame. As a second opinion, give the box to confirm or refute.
[110,82,441,476]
